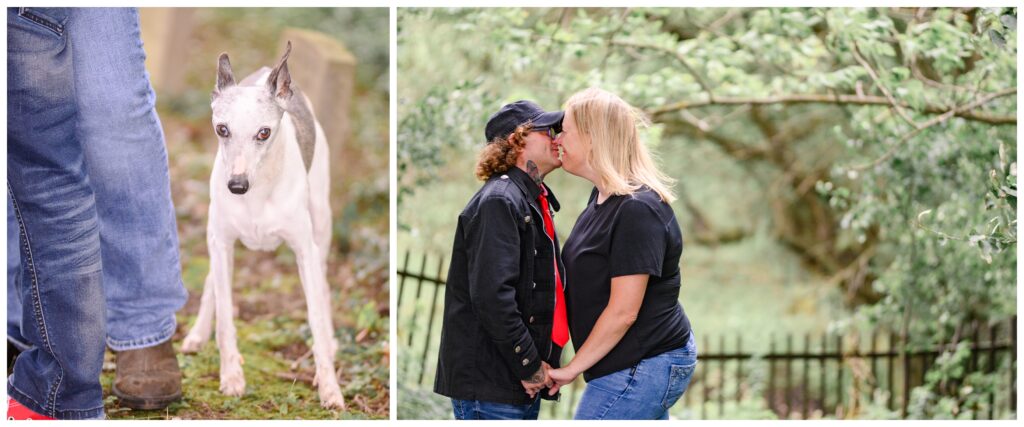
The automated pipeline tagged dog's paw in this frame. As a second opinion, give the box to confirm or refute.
[315,365,345,410]
[181,334,205,353]
[318,385,346,410]
[219,365,246,396]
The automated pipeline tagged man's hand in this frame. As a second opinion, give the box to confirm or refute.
[521,361,554,398]
[547,365,580,395]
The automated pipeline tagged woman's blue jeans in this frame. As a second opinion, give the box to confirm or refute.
[573,332,698,420]
[7,7,187,419]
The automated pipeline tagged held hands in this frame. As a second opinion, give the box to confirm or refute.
[521,362,582,398]
[546,365,581,396]
[520,361,554,398]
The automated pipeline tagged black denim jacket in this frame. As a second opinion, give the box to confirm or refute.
[434,167,566,405]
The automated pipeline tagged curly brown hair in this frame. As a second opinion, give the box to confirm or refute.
[475,124,532,180]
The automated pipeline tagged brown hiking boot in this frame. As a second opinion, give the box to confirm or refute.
[112,339,182,410]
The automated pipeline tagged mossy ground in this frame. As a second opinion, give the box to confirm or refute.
[100,235,389,420]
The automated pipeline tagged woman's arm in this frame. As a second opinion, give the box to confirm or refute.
[548,274,648,393]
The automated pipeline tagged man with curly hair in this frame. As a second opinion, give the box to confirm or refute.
[434,100,568,420]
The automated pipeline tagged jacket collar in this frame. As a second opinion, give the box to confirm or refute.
[506,167,561,213]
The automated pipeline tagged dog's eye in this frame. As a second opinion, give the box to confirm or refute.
[256,127,271,141]
[216,125,230,138]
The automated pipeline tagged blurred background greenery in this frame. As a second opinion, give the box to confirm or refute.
[397,7,1016,420]
[99,8,389,420]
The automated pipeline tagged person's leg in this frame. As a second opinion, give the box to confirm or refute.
[451,399,471,420]
[7,194,32,378]
[574,338,699,420]
[521,398,542,419]
[572,366,637,420]
[656,333,699,418]
[451,399,541,420]
[7,7,107,419]
[64,7,188,410]
[475,399,541,420]
[67,7,187,352]
[7,195,29,352]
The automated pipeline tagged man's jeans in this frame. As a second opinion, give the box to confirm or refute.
[7,7,186,419]
[7,198,26,351]
[451,398,541,420]
[573,332,698,420]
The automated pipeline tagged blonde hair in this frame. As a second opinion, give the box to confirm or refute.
[564,87,676,203]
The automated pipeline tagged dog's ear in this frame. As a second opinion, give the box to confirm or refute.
[267,41,293,100]
[212,53,235,100]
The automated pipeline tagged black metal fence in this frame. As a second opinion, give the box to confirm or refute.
[693,324,1016,419]
[398,251,1018,419]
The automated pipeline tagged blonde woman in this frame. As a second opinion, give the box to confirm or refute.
[547,88,696,420]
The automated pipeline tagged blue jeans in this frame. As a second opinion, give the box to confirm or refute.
[7,197,27,351]
[574,332,698,420]
[451,398,541,420]
[7,7,186,419]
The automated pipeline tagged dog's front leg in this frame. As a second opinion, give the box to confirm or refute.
[182,264,222,353]
[290,234,345,410]
[209,232,246,397]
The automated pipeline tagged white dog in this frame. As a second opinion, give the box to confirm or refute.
[181,42,344,410]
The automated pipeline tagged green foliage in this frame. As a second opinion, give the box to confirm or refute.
[208,8,388,91]
[397,381,452,420]
[399,7,1016,419]
[397,80,497,209]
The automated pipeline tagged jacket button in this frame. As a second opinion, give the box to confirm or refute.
[534,248,538,256]
[532,282,537,289]
[500,174,509,179]
[515,345,521,353]
[529,316,535,323]
[524,215,532,224]
[522,358,530,366]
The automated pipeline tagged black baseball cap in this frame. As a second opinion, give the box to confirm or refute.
[484,100,564,143]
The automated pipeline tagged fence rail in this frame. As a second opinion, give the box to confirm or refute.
[398,251,1018,419]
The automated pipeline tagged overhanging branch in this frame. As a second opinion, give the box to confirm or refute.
[667,112,768,161]
[647,93,1016,125]
[849,87,1018,171]
[851,41,921,129]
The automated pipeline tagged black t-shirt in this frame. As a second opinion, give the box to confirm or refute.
[562,186,691,381]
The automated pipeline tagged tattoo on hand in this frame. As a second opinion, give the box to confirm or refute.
[525,366,546,385]
[526,160,542,185]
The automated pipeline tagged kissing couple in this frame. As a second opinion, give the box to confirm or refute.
[434,87,698,420]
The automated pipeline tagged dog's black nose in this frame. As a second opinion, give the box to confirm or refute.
[227,175,249,194]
